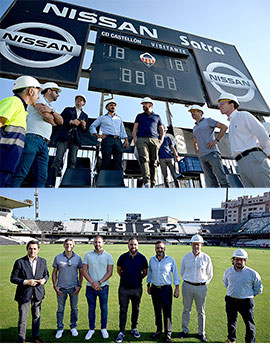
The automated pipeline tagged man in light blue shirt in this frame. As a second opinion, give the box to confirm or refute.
[90,100,128,170]
[82,236,113,341]
[12,82,63,187]
[147,241,180,343]
[223,249,263,343]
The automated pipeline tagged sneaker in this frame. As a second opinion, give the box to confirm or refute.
[101,329,109,339]
[115,332,125,343]
[85,330,95,340]
[55,330,63,339]
[179,331,188,339]
[71,328,78,337]
[131,329,140,339]
[198,334,208,343]
[144,183,150,188]
[225,339,236,343]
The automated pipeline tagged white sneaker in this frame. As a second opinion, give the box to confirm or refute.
[55,330,63,339]
[101,328,109,339]
[71,328,78,337]
[85,329,95,340]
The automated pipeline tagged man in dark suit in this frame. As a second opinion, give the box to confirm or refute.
[10,240,49,343]
[51,94,88,177]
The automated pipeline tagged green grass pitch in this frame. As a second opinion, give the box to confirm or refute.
[0,244,269,343]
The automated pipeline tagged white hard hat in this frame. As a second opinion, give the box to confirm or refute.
[232,249,248,259]
[190,234,204,243]
[13,75,41,91]
[104,99,117,108]
[217,93,239,105]
[141,97,153,104]
[188,105,204,114]
[42,82,61,93]
[75,94,87,104]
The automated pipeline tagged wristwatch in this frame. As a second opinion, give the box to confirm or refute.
[216,138,220,142]
[50,110,54,115]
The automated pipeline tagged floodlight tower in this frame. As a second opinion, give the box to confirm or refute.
[34,188,39,220]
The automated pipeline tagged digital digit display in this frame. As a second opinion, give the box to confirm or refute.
[89,30,205,105]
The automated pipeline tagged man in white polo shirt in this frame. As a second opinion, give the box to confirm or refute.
[82,236,113,341]
[179,234,213,343]
[217,92,270,187]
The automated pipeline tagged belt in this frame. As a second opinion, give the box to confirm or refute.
[184,280,206,286]
[235,147,262,161]
[152,284,171,289]
[106,135,120,139]
[27,133,50,144]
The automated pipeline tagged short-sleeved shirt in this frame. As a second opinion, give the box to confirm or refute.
[135,112,163,138]
[193,117,219,157]
[159,136,174,159]
[83,250,113,287]
[0,96,27,129]
[26,95,54,140]
[52,252,82,289]
[117,251,148,289]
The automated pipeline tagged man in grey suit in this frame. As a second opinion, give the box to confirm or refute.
[10,240,49,343]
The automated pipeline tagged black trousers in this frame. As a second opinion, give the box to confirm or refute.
[151,285,172,340]
[225,295,256,343]
[118,286,142,333]
[101,136,123,170]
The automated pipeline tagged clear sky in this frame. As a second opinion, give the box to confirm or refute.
[0,188,268,222]
[1,0,270,128]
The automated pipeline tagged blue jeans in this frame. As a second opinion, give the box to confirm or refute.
[86,285,109,330]
[11,133,49,187]
[57,287,79,330]
[199,152,230,187]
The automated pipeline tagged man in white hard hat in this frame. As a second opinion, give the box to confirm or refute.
[0,75,41,186]
[188,105,230,188]
[223,249,263,343]
[11,82,63,187]
[90,99,128,170]
[217,93,270,186]
[179,234,213,342]
[133,97,164,187]
[50,94,89,181]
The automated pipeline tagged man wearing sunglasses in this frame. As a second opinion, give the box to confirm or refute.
[11,82,63,187]
[52,238,83,339]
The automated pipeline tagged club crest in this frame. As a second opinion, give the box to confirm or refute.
[140,52,156,68]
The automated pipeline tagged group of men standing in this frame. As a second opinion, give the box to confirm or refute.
[10,236,263,343]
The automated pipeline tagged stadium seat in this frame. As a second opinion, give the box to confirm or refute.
[59,168,91,188]
[96,170,125,187]
[227,174,244,187]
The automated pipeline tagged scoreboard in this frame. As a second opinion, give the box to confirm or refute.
[89,30,205,105]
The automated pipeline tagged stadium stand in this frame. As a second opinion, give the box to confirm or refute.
[238,217,270,233]
[179,223,202,234]
[0,235,20,245]
[201,223,237,234]
[19,219,41,233]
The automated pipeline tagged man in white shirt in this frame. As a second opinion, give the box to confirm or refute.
[179,234,213,343]
[217,92,270,187]
[223,249,263,343]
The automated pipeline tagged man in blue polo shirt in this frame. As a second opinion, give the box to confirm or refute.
[82,236,114,341]
[189,105,230,187]
[52,238,83,339]
[158,129,179,188]
[133,97,164,187]
[115,238,148,343]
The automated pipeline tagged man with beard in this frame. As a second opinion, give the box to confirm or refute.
[115,238,148,343]
[12,82,63,187]
[82,236,113,340]
[147,241,180,343]
[223,249,263,343]
[179,234,213,343]
[133,97,164,187]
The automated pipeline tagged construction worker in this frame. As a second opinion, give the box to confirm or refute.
[0,75,41,186]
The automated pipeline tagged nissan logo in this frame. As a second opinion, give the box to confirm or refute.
[0,22,82,68]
